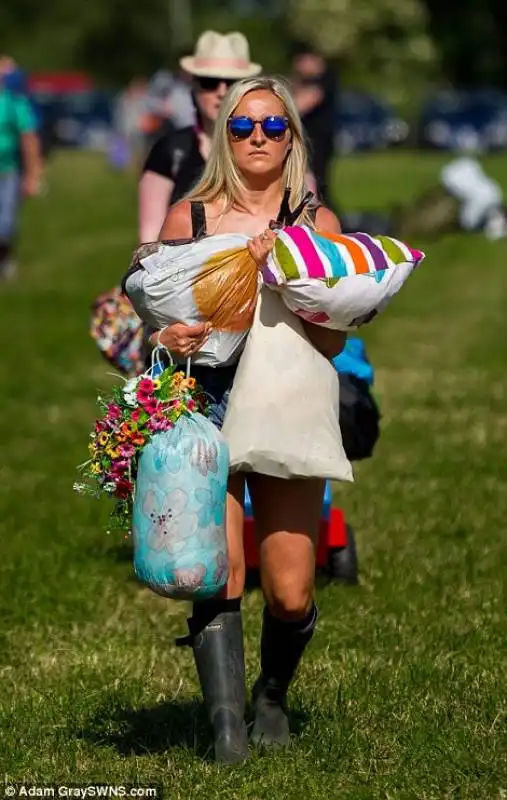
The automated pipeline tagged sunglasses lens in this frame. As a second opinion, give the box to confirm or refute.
[197,77,219,91]
[198,76,236,91]
[229,116,255,138]
[262,116,288,138]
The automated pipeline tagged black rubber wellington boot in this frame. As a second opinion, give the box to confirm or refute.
[251,603,318,748]
[176,598,249,764]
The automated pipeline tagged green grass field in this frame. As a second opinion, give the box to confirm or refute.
[1,150,507,799]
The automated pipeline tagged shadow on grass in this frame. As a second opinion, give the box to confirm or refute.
[78,699,213,760]
[77,696,311,761]
[106,542,134,564]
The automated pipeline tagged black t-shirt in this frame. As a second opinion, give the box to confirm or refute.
[142,126,205,205]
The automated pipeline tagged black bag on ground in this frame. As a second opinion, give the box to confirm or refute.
[338,373,380,461]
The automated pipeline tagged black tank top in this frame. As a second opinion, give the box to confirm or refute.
[188,190,319,241]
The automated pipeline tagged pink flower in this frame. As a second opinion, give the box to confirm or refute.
[111,458,129,471]
[142,397,159,415]
[136,379,155,403]
[95,420,107,434]
[107,404,121,420]
[146,409,174,433]
[130,409,141,422]
[148,416,172,432]
[187,399,196,412]
[138,378,154,394]
[119,444,136,458]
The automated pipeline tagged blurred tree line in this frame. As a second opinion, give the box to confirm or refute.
[1,0,506,108]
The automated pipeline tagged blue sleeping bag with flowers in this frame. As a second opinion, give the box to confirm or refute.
[132,412,230,600]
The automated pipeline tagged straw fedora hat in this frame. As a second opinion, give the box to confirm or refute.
[180,30,262,80]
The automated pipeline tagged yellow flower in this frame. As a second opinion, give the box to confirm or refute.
[106,446,121,459]
[88,443,97,456]
[91,462,102,475]
[172,372,184,388]
[152,378,161,390]
[98,432,109,446]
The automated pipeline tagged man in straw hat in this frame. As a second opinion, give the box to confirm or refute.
[138,30,261,243]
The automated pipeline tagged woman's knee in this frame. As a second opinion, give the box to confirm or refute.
[262,573,315,621]
[264,582,313,621]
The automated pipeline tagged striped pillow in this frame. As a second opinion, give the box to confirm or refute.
[263,226,424,285]
[263,226,425,331]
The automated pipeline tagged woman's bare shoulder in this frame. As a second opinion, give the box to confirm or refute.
[315,205,342,234]
[158,199,193,240]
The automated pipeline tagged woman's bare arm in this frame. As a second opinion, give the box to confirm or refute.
[158,199,193,240]
[314,205,341,233]
[138,171,175,243]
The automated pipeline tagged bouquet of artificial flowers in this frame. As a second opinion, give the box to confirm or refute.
[74,358,208,531]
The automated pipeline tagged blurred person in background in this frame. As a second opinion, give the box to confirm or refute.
[138,30,261,243]
[145,59,195,134]
[112,77,149,170]
[291,43,338,213]
[0,55,43,280]
[140,69,174,151]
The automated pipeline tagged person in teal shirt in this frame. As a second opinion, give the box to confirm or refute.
[0,56,43,279]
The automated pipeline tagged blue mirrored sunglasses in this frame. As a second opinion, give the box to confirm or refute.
[228,115,289,140]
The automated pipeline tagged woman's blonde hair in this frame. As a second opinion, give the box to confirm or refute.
[187,76,316,227]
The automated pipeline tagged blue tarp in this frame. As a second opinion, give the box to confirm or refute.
[332,337,374,385]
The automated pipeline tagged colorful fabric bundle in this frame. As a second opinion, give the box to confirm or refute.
[132,413,230,600]
[123,237,261,368]
[263,226,424,330]
[90,286,145,376]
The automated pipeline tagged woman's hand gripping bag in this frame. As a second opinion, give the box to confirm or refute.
[123,237,261,367]
[263,227,425,330]
[221,288,354,481]
[132,412,230,600]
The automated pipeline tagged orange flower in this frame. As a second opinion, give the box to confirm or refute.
[119,421,132,437]
[172,372,184,388]
[180,377,196,391]
[130,433,145,446]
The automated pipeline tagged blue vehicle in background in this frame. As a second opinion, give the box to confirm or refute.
[418,89,507,153]
[33,90,115,151]
[334,90,409,154]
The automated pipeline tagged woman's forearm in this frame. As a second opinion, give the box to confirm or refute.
[303,322,346,359]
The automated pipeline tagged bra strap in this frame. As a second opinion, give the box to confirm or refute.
[272,188,315,228]
[190,200,207,239]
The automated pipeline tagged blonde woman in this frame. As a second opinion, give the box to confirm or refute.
[153,77,346,764]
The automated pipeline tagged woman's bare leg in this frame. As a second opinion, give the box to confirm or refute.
[247,474,324,747]
[222,473,246,598]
